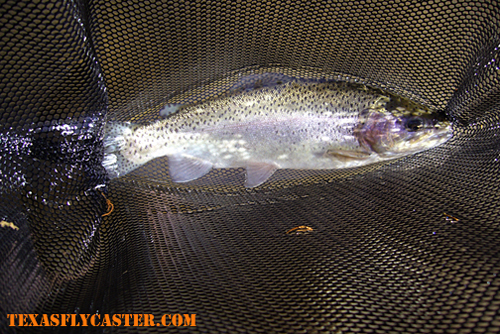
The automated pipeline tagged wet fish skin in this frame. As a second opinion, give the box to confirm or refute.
[103,81,452,187]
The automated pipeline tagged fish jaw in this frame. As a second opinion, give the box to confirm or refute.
[354,110,452,158]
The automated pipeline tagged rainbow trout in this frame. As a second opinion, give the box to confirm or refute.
[103,81,452,187]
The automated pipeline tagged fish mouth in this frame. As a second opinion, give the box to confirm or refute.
[406,125,453,149]
[429,121,453,138]
[427,127,453,143]
[411,119,452,135]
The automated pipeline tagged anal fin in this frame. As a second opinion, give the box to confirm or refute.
[168,155,213,183]
[245,162,278,188]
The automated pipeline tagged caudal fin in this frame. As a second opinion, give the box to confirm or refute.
[102,122,145,179]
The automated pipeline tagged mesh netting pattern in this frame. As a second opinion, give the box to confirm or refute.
[1,0,500,333]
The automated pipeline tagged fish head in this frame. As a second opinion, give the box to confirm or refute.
[355,107,452,158]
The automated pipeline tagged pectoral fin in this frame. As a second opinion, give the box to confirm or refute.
[326,149,372,160]
[245,162,278,188]
[168,155,213,183]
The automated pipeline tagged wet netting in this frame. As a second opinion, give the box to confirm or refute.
[1,0,500,333]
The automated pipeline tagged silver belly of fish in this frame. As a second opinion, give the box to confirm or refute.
[103,81,452,187]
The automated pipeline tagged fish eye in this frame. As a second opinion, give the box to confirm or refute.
[405,117,423,132]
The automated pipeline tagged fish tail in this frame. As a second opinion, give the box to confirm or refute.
[102,122,144,179]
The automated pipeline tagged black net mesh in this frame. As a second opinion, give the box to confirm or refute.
[1,0,500,332]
